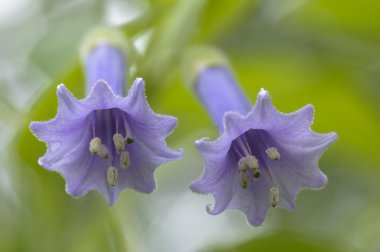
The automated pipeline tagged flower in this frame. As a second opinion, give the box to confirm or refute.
[30,40,183,205]
[189,66,337,226]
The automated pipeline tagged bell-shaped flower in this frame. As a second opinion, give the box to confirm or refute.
[187,49,337,226]
[30,34,183,205]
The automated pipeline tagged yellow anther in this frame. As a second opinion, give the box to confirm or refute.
[238,158,247,172]
[245,155,259,170]
[239,170,250,189]
[238,155,260,180]
[89,137,102,155]
[89,137,109,159]
[120,151,131,169]
[266,147,280,161]
[113,133,125,153]
[98,144,109,159]
[107,166,118,187]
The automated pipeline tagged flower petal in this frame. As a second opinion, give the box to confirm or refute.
[84,80,119,109]
[57,84,88,118]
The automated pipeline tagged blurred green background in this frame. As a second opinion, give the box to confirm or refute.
[1,0,380,251]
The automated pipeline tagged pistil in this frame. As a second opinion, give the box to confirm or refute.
[269,187,280,207]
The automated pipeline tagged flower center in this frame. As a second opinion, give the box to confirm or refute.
[233,130,282,207]
[88,108,134,187]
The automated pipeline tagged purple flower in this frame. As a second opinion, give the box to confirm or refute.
[190,66,337,226]
[30,42,183,205]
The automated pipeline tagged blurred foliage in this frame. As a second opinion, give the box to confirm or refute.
[1,0,380,251]
[208,230,343,252]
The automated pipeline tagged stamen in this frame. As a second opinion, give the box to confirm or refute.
[238,158,247,172]
[269,187,280,207]
[89,137,109,159]
[245,155,259,170]
[89,137,102,155]
[107,166,118,187]
[239,170,249,189]
[98,144,109,159]
[123,117,134,144]
[238,155,260,180]
[266,147,280,160]
[113,133,125,153]
[236,138,251,156]
[120,151,131,169]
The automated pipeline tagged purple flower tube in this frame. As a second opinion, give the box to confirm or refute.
[188,48,337,226]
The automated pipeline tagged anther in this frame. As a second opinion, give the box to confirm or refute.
[107,166,118,187]
[238,158,247,172]
[269,187,280,207]
[113,133,125,153]
[266,147,280,160]
[120,151,130,169]
[89,137,102,155]
[98,144,109,159]
[238,155,261,180]
[245,155,259,170]
[245,155,260,179]
[89,137,109,159]
[239,170,250,189]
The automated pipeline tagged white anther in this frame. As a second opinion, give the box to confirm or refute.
[113,133,125,153]
[266,147,280,160]
[89,137,102,155]
[245,155,259,170]
[89,137,109,159]
[246,156,260,177]
[269,187,280,208]
[120,151,131,169]
[238,158,247,172]
[107,166,118,187]
[98,144,109,159]
[238,155,260,180]
[239,170,250,189]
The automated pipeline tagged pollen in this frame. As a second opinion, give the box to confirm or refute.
[89,137,102,154]
[266,147,280,160]
[245,155,259,170]
[238,158,247,172]
[107,166,118,187]
[113,133,125,153]
[238,155,260,179]
[120,151,131,169]
[239,170,249,189]
[89,137,109,159]
[269,187,280,208]
[98,144,109,159]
